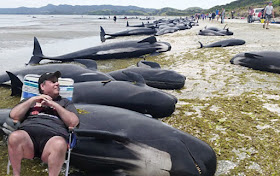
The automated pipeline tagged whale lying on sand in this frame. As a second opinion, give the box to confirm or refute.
[204,25,234,35]
[199,39,245,48]
[27,36,171,65]
[100,26,156,42]
[72,73,177,118]
[109,61,186,90]
[230,51,280,73]
[198,29,226,36]
[1,105,217,175]
[0,63,113,86]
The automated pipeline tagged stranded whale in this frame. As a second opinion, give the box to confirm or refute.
[230,51,280,73]
[199,39,245,48]
[0,105,217,176]
[27,36,171,65]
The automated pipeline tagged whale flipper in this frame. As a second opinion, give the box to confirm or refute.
[137,60,161,69]
[122,71,146,86]
[138,36,157,44]
[75,129,129,143]
[73,59,98,70]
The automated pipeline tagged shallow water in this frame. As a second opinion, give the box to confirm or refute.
[0,15,155,72]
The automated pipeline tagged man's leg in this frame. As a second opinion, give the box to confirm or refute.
[41,136,67,176]
[8,130,35,176]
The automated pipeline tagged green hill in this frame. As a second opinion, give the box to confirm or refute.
[206,0,279,17]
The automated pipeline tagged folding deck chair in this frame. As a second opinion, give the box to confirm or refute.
[4,74,75,176]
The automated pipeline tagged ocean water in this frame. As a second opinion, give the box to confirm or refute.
[0,15,157,73]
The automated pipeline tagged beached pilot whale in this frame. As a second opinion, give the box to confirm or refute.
[72,104,217,176]
[230,51,280,73]
[109,60,186,90]
[100,26,156,42]
[198,29,226,36]
[0,63,113,86]
[199,39,245,48]
[73,72,177,118]
[0,105,217,176]
[27,36,171,65]
[204,25,234,35]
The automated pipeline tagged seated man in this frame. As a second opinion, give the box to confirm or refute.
[8,71,79,176]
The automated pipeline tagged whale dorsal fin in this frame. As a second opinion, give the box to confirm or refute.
[138,36,157,44]
[122,71,146,86]
[6,71,23,96]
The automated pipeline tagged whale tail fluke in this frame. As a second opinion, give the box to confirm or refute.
[223,24,228,30]
[33,37,43,56]
[100,26,106,43]
[27,37,44,65]
[6,71,23,96]
[198,41,203,48]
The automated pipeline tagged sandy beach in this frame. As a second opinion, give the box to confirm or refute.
[1,16,280,175]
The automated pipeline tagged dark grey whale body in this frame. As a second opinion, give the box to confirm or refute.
[72,104,217,176]
[108,61,186,90]
[72,76,177,118]
[28,36,171,65]
[199,39,245,48]
[0,105,217,176]
[100,26,156,42]
[230,51,280,73]
[0,63,113,85]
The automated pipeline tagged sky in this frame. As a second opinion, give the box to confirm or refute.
[0,0,237,10]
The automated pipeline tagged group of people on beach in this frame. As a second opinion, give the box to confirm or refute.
[195,8,226,24]
[248,1,275,29]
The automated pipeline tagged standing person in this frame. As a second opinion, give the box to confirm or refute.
[231,10,235,19]
[221,8,225,24]
[217,11,221,21]
[113,15,117,23]
[211,12,216,22]
[216,9,219,20]
[248,7,254,23]
[263,1,274,29]
[8,71,79,176]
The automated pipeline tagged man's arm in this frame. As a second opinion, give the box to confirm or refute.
[10,94,52,122]
[42,100,79,128]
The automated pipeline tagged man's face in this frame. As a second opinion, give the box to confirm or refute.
[41,77,60,98]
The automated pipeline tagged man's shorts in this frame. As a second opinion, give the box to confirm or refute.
[20,126,67,158]
[265,14,272,22]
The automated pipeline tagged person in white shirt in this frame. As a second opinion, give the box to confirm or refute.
[263,1,275,29]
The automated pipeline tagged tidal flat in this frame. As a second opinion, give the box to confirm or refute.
[1,16,280,175]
